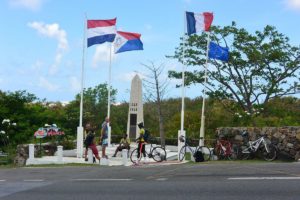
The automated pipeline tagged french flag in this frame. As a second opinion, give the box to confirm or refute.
[87,18,117,47]
[114,31,143,54]
[186,12,214,35]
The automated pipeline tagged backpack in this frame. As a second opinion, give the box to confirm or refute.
[143,129,150,142]
[194,150,204,162]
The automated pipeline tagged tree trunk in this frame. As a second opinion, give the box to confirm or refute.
[157,102,165,148]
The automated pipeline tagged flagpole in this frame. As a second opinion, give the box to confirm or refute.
[77,13,87,158]
[107,44,112,119]
[107,43,112,146]
[181,11,188,132]
[178,11,187,161]
[199,32,210,147]
[180,49,185,132]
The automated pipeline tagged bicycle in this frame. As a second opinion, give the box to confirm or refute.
[214,137,238,160]
[130,142,167,164]
[178,135,211,162]
[237,131,277,161]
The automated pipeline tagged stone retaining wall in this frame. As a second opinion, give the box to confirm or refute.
[216,126,300,160]
[14,143,57,166]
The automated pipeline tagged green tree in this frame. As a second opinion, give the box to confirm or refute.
[169,22,300,124]
[65,83,117,134]
[0,90,37,145]
[257,97,300,126]
[110,102,128,136]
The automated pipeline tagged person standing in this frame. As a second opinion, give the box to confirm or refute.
[84,123,100,162]
[137,122,146,161]
[100,117,109,159]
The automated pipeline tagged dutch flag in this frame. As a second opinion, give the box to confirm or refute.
[87,18,117,47]
[186,12,214,35]
[114,31,143,54]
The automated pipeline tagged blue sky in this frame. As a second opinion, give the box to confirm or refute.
[0,0,300,103]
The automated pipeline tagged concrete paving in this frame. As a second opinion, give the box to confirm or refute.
[25,143,179,166]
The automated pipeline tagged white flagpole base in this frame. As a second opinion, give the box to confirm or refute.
[178,130,186,161]
[76,126,84,158]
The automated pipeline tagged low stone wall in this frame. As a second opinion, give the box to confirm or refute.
[216,127,300,160]
[14,143,57,166]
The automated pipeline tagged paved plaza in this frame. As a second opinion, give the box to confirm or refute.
[25,143,179,166]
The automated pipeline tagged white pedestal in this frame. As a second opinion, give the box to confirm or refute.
[88,149,93,164]
[76,126,84,158]
[29,144,35,160]
[122,149,128,166]
[57,145,63,164]
[26,144,35,165]
[107,124,111,147]
[100,158,109,166]
[178,130,186,161]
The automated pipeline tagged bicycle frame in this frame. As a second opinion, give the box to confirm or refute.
[216,139,232,156]
[144,143,154,157]
[182,144,196,154]
[138,143,160,158]
[243,136,270,153]
[180,136,198,155]
[178,136,211,161]
[130,142,166,164]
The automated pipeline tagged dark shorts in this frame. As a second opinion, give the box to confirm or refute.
[89,144,99,157]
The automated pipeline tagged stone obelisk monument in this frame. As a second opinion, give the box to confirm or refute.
[126,74,144,139]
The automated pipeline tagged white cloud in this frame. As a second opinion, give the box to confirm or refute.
[9,0,44,11]
[284,0,300,10]
[92,43,114,68]
[28,22,68,50]
[38,76,59,91]
[28,22,68,75]
[69,76,81,92]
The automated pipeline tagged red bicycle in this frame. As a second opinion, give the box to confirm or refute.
[214,139,237,160]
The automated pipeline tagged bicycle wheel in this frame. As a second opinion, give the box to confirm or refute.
[238,145,251,160]
[130,148,142,164]
[179,146,187,161]
[197,146,211,161]
[262,144,277,161]
[214,145,224,160]
[151,147,167,162]
[227,144,238,160]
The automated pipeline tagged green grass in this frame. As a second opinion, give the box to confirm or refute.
[184,152,193,161]
[0,163,16,168]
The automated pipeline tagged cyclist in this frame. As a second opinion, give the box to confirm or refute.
[136,122,146,162]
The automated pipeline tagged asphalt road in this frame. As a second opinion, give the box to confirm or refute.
[0,162,300,200]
